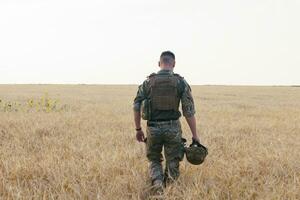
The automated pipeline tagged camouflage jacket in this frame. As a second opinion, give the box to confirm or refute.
[133,69,195,120]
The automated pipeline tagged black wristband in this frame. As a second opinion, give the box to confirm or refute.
[135,127,142,131]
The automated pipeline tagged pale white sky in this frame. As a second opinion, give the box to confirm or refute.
[0,0,299,85]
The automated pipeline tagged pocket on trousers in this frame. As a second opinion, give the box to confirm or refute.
[147,126,161,137]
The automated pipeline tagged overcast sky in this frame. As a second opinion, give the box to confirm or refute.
[0,0,299,85]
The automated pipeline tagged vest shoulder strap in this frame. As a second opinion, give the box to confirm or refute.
[148,73,184,87]
[147,73,156,78]
[173,73,184,80]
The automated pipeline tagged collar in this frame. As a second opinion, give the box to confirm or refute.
[157,69,174,75]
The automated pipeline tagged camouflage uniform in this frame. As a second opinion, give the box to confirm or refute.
[133,69,195,183]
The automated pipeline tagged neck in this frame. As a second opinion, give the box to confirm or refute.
[160,67,173,71]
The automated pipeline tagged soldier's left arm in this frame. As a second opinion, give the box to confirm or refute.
[180,79,200,142]
[180,79,196,118]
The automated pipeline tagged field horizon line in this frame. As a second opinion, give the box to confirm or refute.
[0,83,299,87]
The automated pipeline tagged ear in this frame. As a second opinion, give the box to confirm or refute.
[158,61,161,67]
[173,61,176,68]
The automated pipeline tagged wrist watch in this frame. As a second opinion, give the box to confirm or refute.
[135,127,142,131]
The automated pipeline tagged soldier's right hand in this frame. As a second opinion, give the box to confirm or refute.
[136,130,145,142]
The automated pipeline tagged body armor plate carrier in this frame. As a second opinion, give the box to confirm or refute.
[149,74,180,112]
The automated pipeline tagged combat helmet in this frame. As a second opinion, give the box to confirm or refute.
[185,138,208,165]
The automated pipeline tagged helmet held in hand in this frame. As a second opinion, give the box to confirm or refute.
[185,138,208,165]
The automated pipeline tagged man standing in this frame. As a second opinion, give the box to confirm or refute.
[133,51,200,189]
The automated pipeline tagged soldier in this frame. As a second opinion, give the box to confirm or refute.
[133,51,200,190]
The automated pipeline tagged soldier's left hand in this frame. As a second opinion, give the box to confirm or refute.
[192,136,200,144]
[136,130,145,142]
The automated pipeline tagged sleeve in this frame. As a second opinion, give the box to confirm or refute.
[133,80,148,112]
[180,79,196,117]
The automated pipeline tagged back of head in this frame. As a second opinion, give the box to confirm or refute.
[159,51,176,69]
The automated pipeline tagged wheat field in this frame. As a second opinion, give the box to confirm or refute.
[0,85,299,200]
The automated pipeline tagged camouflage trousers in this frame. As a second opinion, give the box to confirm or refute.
[146,119,184,183]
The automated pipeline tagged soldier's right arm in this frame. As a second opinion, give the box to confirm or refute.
[133,80,148,142]
[133,80,148,112]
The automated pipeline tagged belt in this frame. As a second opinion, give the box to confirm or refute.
[147,119,179,126]
[148,118,177,122]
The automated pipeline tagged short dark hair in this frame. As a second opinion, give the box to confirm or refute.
[160,51,175,64]
[160,51,175,60]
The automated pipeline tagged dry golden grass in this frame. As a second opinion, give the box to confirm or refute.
[0,85,299,200]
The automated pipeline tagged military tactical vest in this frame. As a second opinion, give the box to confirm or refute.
[146,73,182,120]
